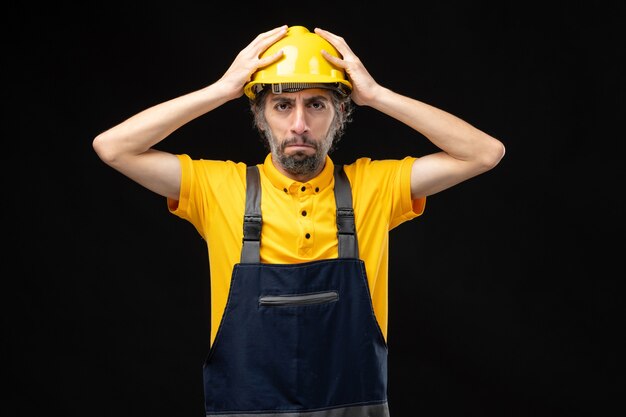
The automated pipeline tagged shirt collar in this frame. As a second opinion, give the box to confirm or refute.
[262,153,335,194]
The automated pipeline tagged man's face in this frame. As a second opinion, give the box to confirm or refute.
[262,89,338,178]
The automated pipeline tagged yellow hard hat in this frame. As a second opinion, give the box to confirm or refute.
[244,26,352,99]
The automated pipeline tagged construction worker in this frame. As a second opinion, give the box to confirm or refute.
[93,25,505,417]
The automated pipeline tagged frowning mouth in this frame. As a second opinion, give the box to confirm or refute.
[280,137,318,152]
[286,143,314,149]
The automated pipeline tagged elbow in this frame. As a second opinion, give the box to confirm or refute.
[479,137,506,172]
[92,132,120,166]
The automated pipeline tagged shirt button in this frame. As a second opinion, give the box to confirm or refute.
[315,187,319,192]
[283,188,288,193]
[301,210,307,216]
[301,186,306,192]
[305,233,311,239]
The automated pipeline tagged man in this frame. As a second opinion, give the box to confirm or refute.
[93,25,505,417]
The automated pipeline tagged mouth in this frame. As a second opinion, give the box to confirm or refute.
[281,138,317,153]
[285,143,315,150]
[283,145,316,158]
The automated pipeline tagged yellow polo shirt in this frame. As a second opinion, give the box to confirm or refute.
[168,153,426,345]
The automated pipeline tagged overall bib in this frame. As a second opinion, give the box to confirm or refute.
[203,166,389,417]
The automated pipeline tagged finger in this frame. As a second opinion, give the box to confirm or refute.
[314,27,340,40]
[314,28,354,58]
[253,26,287,67]
[258,49,284,68]
[320,49,345,68]
[250,25,288,53]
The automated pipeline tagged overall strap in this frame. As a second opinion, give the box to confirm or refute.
[240,164,359,263]
[333,165,359,259]
[241,166,262,263]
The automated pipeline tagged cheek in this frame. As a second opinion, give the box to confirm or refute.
[266,117,292,137]
[308,114,334,130]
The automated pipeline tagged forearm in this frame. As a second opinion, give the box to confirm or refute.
[93,81,234,163]
[367,86,503,165]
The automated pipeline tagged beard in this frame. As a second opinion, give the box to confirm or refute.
[265,125,338,176]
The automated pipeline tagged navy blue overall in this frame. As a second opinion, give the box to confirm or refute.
[203,165,389,417]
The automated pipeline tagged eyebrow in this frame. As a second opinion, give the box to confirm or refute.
[269,95,330,105]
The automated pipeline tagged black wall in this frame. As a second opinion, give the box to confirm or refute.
[8,3,624,417]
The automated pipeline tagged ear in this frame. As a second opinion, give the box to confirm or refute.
[256,118,267,130]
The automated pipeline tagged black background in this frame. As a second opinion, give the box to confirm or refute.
[8,2,624,417]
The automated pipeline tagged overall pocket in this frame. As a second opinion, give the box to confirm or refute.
[259,291,339,307]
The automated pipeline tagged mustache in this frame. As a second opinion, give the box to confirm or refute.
[279,136,318,151]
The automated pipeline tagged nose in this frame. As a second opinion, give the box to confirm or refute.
[290,105,309,135]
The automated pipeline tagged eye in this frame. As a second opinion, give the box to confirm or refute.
[309,101,326,110]
[274,102,291,112]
